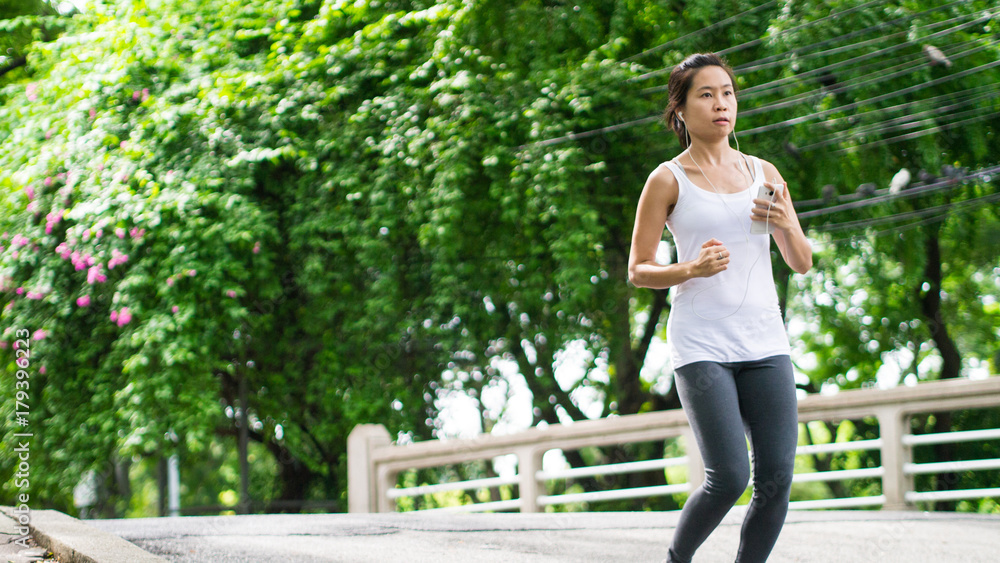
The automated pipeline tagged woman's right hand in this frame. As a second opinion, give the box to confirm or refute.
[691,238,729,277]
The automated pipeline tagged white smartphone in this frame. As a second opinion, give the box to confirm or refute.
[750,181,780,234]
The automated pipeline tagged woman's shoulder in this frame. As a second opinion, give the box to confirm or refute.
[640,160,682,212]
[743,153,780,176]
[647,160,681,189]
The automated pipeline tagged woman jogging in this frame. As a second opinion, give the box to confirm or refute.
[627,53,812,563]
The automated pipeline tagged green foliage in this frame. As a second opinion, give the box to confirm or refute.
[0,0,997,515]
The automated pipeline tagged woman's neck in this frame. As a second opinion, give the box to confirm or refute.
[686,138,737,167]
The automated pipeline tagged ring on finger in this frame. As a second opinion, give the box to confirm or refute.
[717,252,724,260]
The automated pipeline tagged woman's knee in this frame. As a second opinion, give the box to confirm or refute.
[752,466,794,503]
[703,464,751,501]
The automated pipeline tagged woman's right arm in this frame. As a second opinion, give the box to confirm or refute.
[627,166,730,289]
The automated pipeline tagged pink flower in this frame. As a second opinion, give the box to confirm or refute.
[15,287,24,295]
[116,228,126,239]
[117,307,132,326]
[12,234,29,247]
[142,88,150,101]
[44,177,53,187]
[89,108,96,119]
[12,341,18,350]
[227,290,237,298]
[32,329,46,340]
[85,254,95,266]
[45,211,63,234]
[253,241,261,254]
[129,227,145,238]
[110,310,118,322]
[120,141,127,149]
[166,277,175,287]
[71,251,86,270]
[77,295,91,307]
[26,291,43,300]
[87,265,107,284]
[108,249,129,269]
[0,342,7,349]
[39,366,46,375]
[132,91,141,101]
[26,83,38,101]
[56,242,71,259]
[171,305,179,313]
[25,187,34,200]
[188,269,196,276]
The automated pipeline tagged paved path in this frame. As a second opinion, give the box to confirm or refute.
[87,510,1000,562]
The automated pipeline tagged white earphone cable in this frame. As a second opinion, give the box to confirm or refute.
[682,150,773,321]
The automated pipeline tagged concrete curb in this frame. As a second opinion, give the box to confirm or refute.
[0,507,166,563]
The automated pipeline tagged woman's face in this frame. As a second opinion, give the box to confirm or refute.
[682,65,738,137]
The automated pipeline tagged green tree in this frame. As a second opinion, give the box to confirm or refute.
[1,0,997,517]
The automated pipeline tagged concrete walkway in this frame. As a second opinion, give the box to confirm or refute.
[5,506,1000,562]
[1,506,164,563]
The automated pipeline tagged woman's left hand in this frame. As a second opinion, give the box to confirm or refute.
[751,181,794,233]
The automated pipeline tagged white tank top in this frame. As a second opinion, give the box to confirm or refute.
[661,154,790,368]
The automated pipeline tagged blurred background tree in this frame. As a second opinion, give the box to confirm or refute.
[1,0,997,516]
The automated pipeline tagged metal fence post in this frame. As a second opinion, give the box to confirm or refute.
[878,406,913,510]
[517,446,544,513]
[682,427,704,492]
[348,424,392,513]
[376,465,398,513]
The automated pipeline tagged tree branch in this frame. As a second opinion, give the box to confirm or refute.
[0,56,27,79]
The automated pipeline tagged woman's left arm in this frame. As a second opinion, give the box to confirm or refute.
[751,160,813,274]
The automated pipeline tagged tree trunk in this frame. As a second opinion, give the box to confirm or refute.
[265,441,316,513]
[919,226,961,510]
[619,287,670,415]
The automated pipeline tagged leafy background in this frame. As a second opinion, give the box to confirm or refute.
[1,0,998,516]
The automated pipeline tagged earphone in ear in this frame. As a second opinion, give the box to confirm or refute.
[678,112,684,122]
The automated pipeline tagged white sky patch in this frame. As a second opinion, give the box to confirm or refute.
[640,338,673,395]
[554,339,591,391]
[480,356,533,436]
[877,348,910,389]
[655,240,673,265]
[917,353,943,379]
[58,0,86,14]
[433,390,482,440]
[967,357,991,380]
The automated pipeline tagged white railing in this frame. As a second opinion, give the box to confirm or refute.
[348,377,1000,513]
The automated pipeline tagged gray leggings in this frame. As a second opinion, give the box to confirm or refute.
[666,355,798,563]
